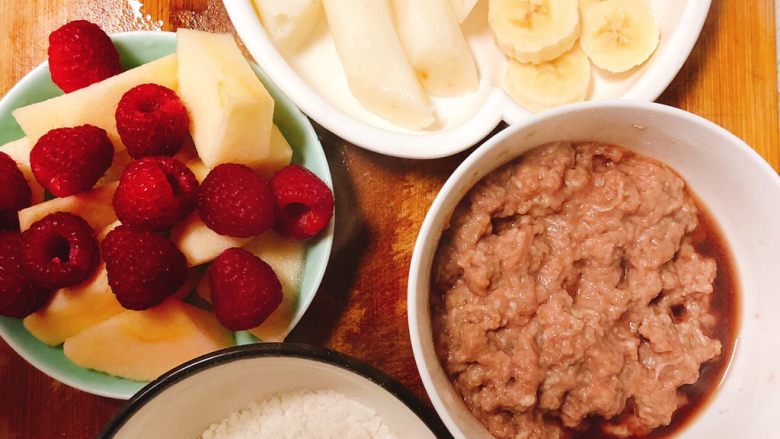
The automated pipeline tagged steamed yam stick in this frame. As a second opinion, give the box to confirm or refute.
[322,0,435,129]
[392,0,479,97]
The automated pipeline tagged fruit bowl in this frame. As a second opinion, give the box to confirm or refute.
[0,31,334,399]
[224,0,711,159]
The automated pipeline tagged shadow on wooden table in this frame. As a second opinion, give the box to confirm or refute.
[288,127,369,346]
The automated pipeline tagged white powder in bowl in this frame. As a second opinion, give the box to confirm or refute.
[199,389,398,439]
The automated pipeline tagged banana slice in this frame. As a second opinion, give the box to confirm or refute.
[580,0,659,73]
[503,46,590,112]
[578,0,606,17]
[488,0,580,64]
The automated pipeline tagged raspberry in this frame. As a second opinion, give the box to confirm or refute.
[30,125,114,197]
[48,20,121,93]
[0,152,32,230]
[102,225,187,310]
[270,165,334,240]
[198,164,275,238]
[0,232,51,318]
[113,157,198,231]
[21,212,99,289]
[115,84,190,159]
[208,248,282,330]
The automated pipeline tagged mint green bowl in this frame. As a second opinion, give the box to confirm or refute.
[0,32,334,399]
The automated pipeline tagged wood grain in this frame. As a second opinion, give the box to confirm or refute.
[0,1,777,437]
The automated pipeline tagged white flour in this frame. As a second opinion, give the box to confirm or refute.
[200,389,398,439]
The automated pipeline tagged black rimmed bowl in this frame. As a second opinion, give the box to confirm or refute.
[99,343,451,438]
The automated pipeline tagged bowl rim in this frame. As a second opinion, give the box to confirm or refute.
[224,0,712,160]
[98,342,453,439]
[406,99,780,438]
[0,30,335,399]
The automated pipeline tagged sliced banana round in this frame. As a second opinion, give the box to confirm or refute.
[578,0,607,17]
[503,46,591,112]
[580,0,660,73]
[488,0,580,64]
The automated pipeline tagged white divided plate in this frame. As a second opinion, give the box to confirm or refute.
[225,0,711,159]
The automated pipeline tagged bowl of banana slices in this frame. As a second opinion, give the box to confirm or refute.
[225,0,711,159]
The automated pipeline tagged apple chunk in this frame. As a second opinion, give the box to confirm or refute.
[183,123,293,184]
[18,182,118,231]
[63,299,232,381]
[170,213,251,267]
[260,125,293,177]
[23,264,123,346]
[176,29,275,169]
[197,231,304,341]
[0,137,44,204]
[12,55,178,150]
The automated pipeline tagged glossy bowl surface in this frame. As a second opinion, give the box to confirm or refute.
[100,343,451,438]
[408,100,780,438]
[226,0,711,159]
[0,31,334,399]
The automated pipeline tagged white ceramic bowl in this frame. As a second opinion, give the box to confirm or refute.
[99,344,451,438]
[407,101,780,438]
[225,0,711,159]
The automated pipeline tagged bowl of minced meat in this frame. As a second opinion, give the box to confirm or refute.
[408,101,780,439]
[98,344,451,439]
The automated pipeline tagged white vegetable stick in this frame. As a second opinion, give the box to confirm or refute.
[253,0,323,51]
[322,0,435,129]
[451,0,481,23]
[392,0,479,97]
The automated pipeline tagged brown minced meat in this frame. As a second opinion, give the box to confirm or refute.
[432,142,723,438]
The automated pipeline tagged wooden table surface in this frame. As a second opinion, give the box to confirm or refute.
[0,0,777,437]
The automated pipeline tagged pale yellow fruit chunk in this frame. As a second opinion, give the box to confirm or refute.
[97,148,132,187]
[176,29,275,169]
[260,125,294,177]
[196,231,304,341]
[0,137,44,204]
[504,46,591,112]
[12,55,178,149]
[18,182,118,232]
[253,0,323,51]
[488,0,580,64]
[24,264,123,346]
[183,124,292,184]
[96,220,122,242]
[63,299,232,381]
[170,213,251,267]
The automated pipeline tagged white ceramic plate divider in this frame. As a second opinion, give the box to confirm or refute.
[224,0,711,159]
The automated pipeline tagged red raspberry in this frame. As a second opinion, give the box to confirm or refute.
[270,165,334,240]
[102,225,188,310]
[208,248,282,331]
[21,212,99,289]
[113,157,198,231]
[48,20,121,93]
[198,164,275,238]
[115,84,190,159]
[0,152,32,230]
[30,125,114,197]
[0,232,51,318]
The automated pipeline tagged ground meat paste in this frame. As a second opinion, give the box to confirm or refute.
[432,142,724,438]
